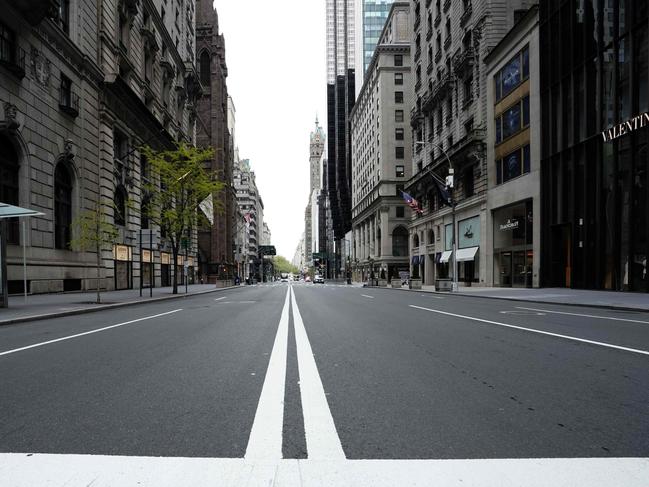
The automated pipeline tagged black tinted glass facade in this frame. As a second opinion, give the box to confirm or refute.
[540,0,649,291]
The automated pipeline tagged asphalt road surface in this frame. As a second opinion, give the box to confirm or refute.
[1,283,648,486]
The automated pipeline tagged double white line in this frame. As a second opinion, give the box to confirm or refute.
[245,286,345,461]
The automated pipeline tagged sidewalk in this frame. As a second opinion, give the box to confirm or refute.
[0,284,238,325]
[367,283,649,312]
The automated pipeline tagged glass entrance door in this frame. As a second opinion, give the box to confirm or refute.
[499,251,512,287]
[513,250,527,287]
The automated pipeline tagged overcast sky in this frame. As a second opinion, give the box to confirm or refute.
[211,0,327,260]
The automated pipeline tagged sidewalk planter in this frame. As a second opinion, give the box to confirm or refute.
[409,279,422,290]
[378,279,388,287]
[435,278,453,292]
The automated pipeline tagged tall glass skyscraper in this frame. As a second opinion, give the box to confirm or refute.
[361,0,394,75]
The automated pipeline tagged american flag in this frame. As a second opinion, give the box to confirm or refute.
[243,212,252,223]
[400,191,423,214]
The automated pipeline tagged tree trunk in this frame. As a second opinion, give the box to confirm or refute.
[96,239,101,304]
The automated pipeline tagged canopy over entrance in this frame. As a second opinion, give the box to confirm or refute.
[0,203,45,308]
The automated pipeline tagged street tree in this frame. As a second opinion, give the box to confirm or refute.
[140,143,223,294]
[273,255,299,275]
[71,198,119,304]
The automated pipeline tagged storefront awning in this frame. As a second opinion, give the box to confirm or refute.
[456,246,479,262]
[439,250,453,263]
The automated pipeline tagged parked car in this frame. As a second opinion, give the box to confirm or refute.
[314,275,325,284]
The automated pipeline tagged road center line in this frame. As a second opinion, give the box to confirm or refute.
[244,286,291,461]
[0,309,183,358]
[291,286,346,460]
[516,306,649,324]
[409,305,649,356]
[214,296,226,301]
[361,294,375,299]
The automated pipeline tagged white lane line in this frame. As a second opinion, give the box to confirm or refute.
[1,454,647,487]
[409,305,649,356]
[361,294,375,299]
[516,306,649,325]
[214,297,226,301]
[291,286,346,460]
[0,309,183,358]
[244,286,291,461]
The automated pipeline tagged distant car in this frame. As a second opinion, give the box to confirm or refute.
[280,272,289,282]
[314,275,325,284]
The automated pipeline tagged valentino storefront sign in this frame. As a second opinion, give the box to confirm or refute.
[601,112,649,142]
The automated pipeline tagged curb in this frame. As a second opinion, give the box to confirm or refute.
[0,286,240,326]
[362,285,649,313]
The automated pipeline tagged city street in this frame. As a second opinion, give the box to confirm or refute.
[1,283,648,486]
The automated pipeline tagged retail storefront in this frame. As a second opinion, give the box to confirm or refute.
[141,249,154,288]
[493,201,534,287]
[457,216,480,283]
[113,244,133,290]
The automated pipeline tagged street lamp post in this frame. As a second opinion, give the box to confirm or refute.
[414,141,457,292]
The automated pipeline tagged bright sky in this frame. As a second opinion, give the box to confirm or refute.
[212,0,327,260]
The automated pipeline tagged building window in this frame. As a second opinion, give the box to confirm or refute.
[396,183,404,196]
[54,163,73,249]
[394,72,403,85]
[392,226,408,256]
[394,54,403,66]
[495,95,530,144]
[200,50,210,86]
[428,229,435,244]
[395,110,404,122]
[495,45,530,101]
[395,127,404,140]
[0,21,17,65]
[395,147,404,159]
[396,165,405,177]
[0,134,20,245]
[496,144,531,185]
[395,91,404,103]
[396,206,405,218]
[57,0,70,34]
[463,166,474,198]
[114,186,127,226]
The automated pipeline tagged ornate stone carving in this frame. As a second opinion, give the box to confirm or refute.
[30,47,51,87]
[1,102,20,131]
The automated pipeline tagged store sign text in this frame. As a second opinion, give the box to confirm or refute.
[499,219,520,231]
[601,113,649,142]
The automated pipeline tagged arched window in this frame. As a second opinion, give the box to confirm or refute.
[0,134,20,244]
[200,50,211,86]
[114,185,127,226]
[392,226,408,257]
[413,233,420,248]
[54,163,73,249]
[428,229,435,244]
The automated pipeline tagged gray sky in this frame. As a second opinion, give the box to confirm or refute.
[212,0,327,260]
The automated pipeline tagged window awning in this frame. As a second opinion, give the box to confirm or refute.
[0,203,44,219]
[439,250,453,263]
[456,246,479,262]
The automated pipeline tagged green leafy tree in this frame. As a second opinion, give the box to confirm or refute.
[273,255,299,275]
[140,143,223,294]
[71,198,119,304]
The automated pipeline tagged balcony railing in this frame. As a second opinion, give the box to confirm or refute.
[59,88,79,117]
[434,48,442,63]
[0,43,26,79]
[443,0,451,13]
[453,46,475,74]
[434,15,441,28]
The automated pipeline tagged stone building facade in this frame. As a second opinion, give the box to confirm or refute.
[196,0,234,283]
[304,118,325,266]
[406,0,536,287]
[0,0,199,294]
[351,2,413,283]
